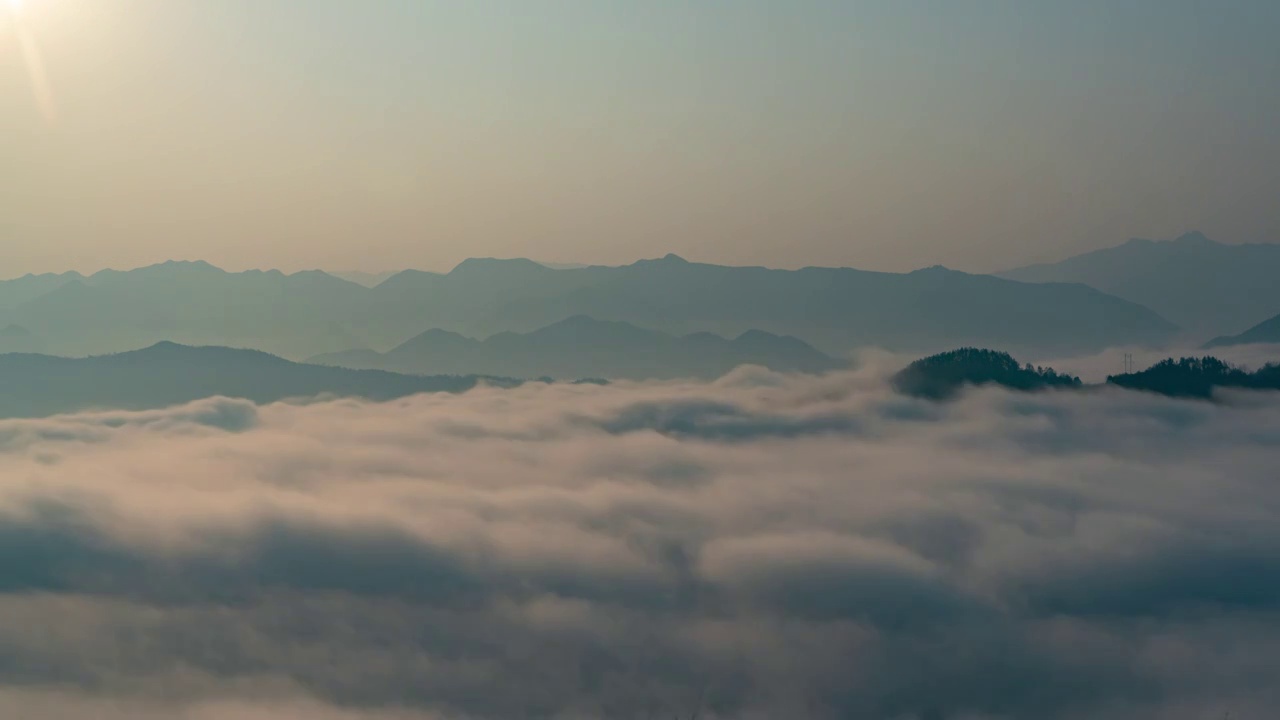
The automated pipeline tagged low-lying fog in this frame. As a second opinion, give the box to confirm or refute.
[1,359,1278,719]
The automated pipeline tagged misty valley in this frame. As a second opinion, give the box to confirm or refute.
[6,1,1280,716]
[0,235,1277,719]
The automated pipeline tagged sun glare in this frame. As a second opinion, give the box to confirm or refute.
[8,0,21,14]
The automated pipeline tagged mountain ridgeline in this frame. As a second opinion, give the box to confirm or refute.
[1203,312,1280,349]
[0,343,518,420]
[0,255,1177,360]
[1000,231,1280,339]
[309,316,845,380]
[895,348,1280,401]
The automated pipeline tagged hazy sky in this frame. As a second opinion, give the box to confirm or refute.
[2,1,1277,275]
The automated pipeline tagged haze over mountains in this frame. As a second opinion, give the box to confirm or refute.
[310,315,844,380]
[0,261,368,358]
[0,342,513,419]
[328,270,399,288]
[1001,231,1280,338]
[356,254,1177,356]
[1204,312,1280,349]
[1,253,1176,360]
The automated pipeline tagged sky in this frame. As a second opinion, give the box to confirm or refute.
[2,0,1278,275]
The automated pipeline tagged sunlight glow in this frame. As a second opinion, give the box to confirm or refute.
[7,0,57,123]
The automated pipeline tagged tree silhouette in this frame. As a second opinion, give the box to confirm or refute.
[1106,356,1279,398]
[892,347,1081,400]
[896,349,1280,402]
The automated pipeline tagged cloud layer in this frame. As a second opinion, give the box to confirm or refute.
[1,366,1279,719]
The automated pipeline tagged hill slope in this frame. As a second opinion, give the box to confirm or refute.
[1203,313,1280,349]
[0,343,515,419]
[1000,231,1280,337]
[310,316,845,380]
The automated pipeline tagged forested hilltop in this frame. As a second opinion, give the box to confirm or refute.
[896,348,1279,401]
[892,348,1082,400]
[1107,357,1280,399]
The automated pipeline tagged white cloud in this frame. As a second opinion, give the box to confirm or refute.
[0,370,1277,718]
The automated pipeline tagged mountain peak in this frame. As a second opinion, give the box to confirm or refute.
[139,340,186,353]
[391,328,477,355]
[374,269,445,291]
[449,257,548,276]
[161,259,220,271]
[631,253,690,268]
[533,315,649,337]
[549,314,610,328]
[1171,230,1215,246]
[733,328,784,342]
[124,260,224,276]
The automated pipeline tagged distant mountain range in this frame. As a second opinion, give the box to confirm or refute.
[1204,312,1280,349]
[0,261,369,358]
[1000,231,1280,338]
[0,342,516,419]
[309,316,845,380]
[0,254,1178,359]
[351,255,1175,356]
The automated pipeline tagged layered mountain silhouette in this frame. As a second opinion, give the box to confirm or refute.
[348,255,1175,356]
[0,255,1177,359]
[309,316,845,380]
[1203,312,1280,349]
[1000,231,1280,338]
[0,324,41,354]
[0,261,369,359]
[0,342,516,419]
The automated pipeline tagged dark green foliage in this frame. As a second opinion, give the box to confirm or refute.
[897,349,1280,402]
[892,348,1082,400]
[1254,363,1280,386]
[1108,356,1280,398]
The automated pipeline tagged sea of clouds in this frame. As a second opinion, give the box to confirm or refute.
[1,359,1279,719]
